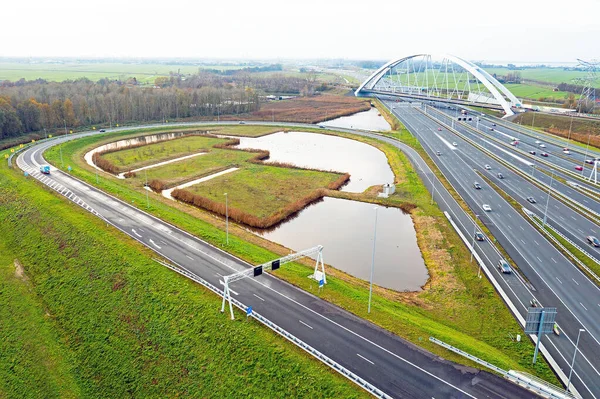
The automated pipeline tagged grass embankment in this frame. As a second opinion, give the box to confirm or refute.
[0,148,367,398]
[513,112,600,150]
[41,123,559,383]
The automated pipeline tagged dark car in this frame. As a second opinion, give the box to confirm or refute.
[587,236,600,247]
[492,123,496,126]
[585,159,595,164]
[529,151,536,155]
[99,129,106,132]
[436,151,442,156]
[473,182,482,189]
[498,259,511,274]
[527,197,536,203]
[475,232,485,241]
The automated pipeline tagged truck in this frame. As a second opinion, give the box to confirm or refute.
[39,165,50,174]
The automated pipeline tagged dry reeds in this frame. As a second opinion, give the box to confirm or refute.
[123,171,137,178]
[92,153,119,174]
[148,179,168,192]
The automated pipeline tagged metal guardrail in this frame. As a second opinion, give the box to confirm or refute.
[152,259,393,399]
[523,209,600,284]
[429,337,574,399]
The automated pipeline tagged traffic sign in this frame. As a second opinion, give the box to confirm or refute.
[319,279,324,288]
[271,259,280,270]
[68,166,72,172]
[525,307,556,334]
[246,306,252,316]
[253,265,263,277]
[24,172,28,177]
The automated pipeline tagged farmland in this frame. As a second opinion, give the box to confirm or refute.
[484,67,600,87]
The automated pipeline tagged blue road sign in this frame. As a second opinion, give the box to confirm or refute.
[68,166,72,172]
[246,306,253,316]
[319,279,324,288]
[24,171,28,177]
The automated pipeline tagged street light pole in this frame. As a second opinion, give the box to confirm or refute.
[430,172,436,205]
[145,168,149,209]
[542,172,554,227]
[567,329,585,392]
[471,214,479,264]
[368,207,378,314]
[224,193,229,245]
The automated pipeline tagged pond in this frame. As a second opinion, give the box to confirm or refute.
[321,107,391,131]
[258,197,428,292]
[235,131,394,193]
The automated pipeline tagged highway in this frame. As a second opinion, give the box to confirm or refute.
[15,125,541,399]
[383,101,600,398]
[420,106,600,263]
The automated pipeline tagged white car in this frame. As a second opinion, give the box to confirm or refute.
[539,144,546,148]
[535,140,541,144]
[482,204,492,212]
[563,150,570,155]
[484,164,491,170]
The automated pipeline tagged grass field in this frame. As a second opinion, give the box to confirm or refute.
[513,112,600,149]
[504,83,571,101]
[183,164,342,219]
[484,67,600,87]
[0,146,367,399]
[39,124,559,383]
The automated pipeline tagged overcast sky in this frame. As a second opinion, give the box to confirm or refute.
[4,0,599,63]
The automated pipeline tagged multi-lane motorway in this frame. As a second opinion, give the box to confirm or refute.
[382,100,600,398]
[16,125,540,399]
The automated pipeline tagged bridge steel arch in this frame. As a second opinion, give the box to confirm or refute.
[356,54,521,117]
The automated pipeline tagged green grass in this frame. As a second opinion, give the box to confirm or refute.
[186,164,341,218]
[40,123,560,384]
[102,135,227,170]
[504,83,571,101]
[484,67,600,87]
[0,147,367,398]
[0,242,81,399]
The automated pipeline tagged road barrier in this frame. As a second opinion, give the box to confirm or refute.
[429,337,574,399]
[523,208,600,284]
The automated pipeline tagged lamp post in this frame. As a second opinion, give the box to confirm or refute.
[224,193,229,245]
[471,214,479,264]
[144,168,149,209]
[567,329,586,391]
[368,207,379,314]
[542,171,554,227]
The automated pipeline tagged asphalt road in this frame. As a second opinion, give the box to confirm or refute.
[15,125,542,399]
[383,101,600,398]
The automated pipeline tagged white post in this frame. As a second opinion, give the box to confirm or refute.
[430,172,436,205]
[313,247,327,284]
[567,329,585,391]
[224,193,229,245]
[471,215,479,264]
[368,207,378,314]
[145,168,149,208]
[543,172,554,227]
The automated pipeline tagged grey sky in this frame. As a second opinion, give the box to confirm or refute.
[5,0,599,62]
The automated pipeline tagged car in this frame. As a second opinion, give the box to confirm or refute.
[539,144,546,148]
[587,236,600,247]
[437,127,442,131]
[436,151,442,156]
[563,150,570,155]
[484,164,491,170]
[529,151,536,155]
[575,166,583,171]
[99,129,106,132]
[488,127,494,131]
[492,123,496,126]
[511,141,518,146]
[530,298,539,307]
[473,182,481,189]
[541,152,549,157]
[474,232,485,241]
[535,140,541,144]
[318,125,325,128]
[239,121,246,124]
[527,197,536,203]
[585,159,595,164]
[497,172,504,179]
[497,259,511,273]
[482,204,492,212]
[468,117,472,121]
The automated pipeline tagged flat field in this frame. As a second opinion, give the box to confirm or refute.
[484,67,599,87]
[504,83,571,100]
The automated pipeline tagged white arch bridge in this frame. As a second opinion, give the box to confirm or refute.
[355,54,522,117]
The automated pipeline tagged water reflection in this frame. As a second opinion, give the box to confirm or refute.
[259,197,428,291]
[321,107,391,131]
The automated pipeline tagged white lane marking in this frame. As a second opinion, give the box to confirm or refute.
[253,294,265,301]
[581,302,588,311]
[186,255,194,260]
[572,216,577,220]
[131,229,142,238]
[149,239,161,249]
[219,281,238,295]
[356,353,374,365]
[551,258,557,263]
[299,320,314,329]
[508,225,512,230]
[160,240,167,245]
[536,256,542,262]
[556,277,563,284]
[577,228,584,233]
[572,278,579,286]
[535,240,540,246]
[520,239,526,245]
[520,226,525,231]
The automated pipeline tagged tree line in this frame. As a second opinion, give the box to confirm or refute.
[0,70,322,142]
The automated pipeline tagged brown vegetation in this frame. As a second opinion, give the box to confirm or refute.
[172,172,350,229]
[123,171,136,178]
[148,179,169,192]
[513,112,600,148]
[92,153,119,174]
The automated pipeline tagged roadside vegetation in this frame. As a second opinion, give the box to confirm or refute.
[40,122,559,383]
[0,146,368,399]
